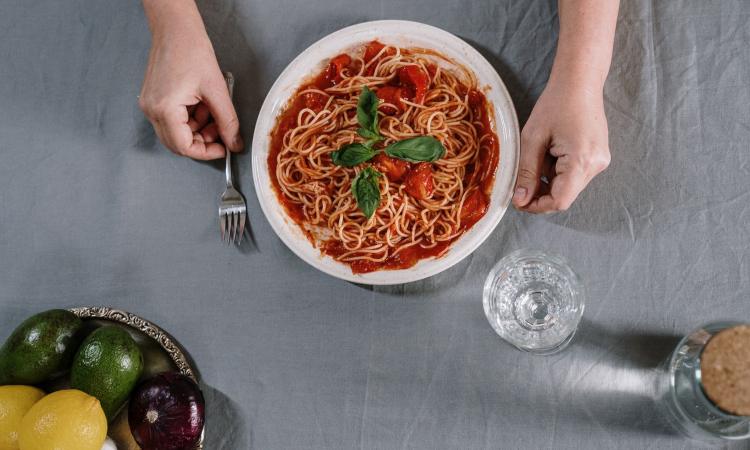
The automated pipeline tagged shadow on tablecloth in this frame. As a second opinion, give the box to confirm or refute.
[556,320,683,438]
[202,383,249,449]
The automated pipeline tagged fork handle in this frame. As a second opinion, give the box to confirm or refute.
[225,144,233,188]
[224,72,235,188]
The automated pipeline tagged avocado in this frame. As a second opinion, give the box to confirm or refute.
[70,325,143,420]
[0,309,83,384]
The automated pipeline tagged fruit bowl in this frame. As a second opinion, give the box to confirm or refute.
[68,306,205,450]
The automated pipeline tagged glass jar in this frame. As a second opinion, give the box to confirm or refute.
[660,321,750,442]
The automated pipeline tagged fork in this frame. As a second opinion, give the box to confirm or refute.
[219,72,247,244]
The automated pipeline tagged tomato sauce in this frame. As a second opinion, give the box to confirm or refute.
[268,41,500,274]
[268,61,339,224]
[323,239,453,274]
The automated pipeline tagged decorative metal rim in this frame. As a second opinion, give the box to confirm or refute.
[69,306,205,449]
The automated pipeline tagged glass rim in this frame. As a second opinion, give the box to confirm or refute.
[483,248,587,307]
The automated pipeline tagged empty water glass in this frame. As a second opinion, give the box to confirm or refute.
[483,249,585,355]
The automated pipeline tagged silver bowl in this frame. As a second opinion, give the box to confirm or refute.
[69,306,205,450]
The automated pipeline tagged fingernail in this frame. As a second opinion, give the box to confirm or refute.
[232,135,245,152]
[513,187,527,203]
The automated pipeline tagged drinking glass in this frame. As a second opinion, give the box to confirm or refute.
[483,249,585,355]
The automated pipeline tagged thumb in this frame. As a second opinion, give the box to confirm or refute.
[513,127,548,208]
[202,78,244,152]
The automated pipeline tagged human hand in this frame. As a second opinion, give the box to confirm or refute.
[139,0,242,160]
[512,81,611,213]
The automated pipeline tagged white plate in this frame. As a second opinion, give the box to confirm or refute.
[252,20,520,285]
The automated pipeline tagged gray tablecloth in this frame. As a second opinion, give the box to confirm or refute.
[1,0,749,449]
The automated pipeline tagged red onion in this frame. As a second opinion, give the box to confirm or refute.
[128,372,205,450]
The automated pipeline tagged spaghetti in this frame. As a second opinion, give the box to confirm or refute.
[269,41,500,274]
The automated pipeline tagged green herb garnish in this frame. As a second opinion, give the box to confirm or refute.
[331,143,377,167]
[329,86,446,217]
[351,167,382,219]
[384,136,445,162]
[356,86,381,140]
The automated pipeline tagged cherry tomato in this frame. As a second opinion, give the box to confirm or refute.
[324,54,352,86]
[403,162,435,200]
[376,86,406,115]
[302,92,328,112]
[364,41,395,62]
[425,63,438,78]
[460,189,488,227]
[372,153,410,182]
[363,41,396,75]
[398,65,429,104]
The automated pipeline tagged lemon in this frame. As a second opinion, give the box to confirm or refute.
[0,385,45,450]
[18,389,107,450]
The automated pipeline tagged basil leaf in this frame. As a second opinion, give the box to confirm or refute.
[357,128,381,140]
[356,128,383,149]
[384,136,446,162]
[357,86,379,136]
[352,167,382,219]
[331,143,377,167]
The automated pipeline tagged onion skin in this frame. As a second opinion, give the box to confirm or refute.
[128,372,205,450]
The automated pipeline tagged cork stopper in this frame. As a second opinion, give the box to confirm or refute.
[700,325,750,416]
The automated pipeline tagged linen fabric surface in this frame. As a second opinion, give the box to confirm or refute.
[1,1,749,448]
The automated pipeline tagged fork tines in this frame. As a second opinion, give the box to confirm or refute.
[219,202,246,244]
